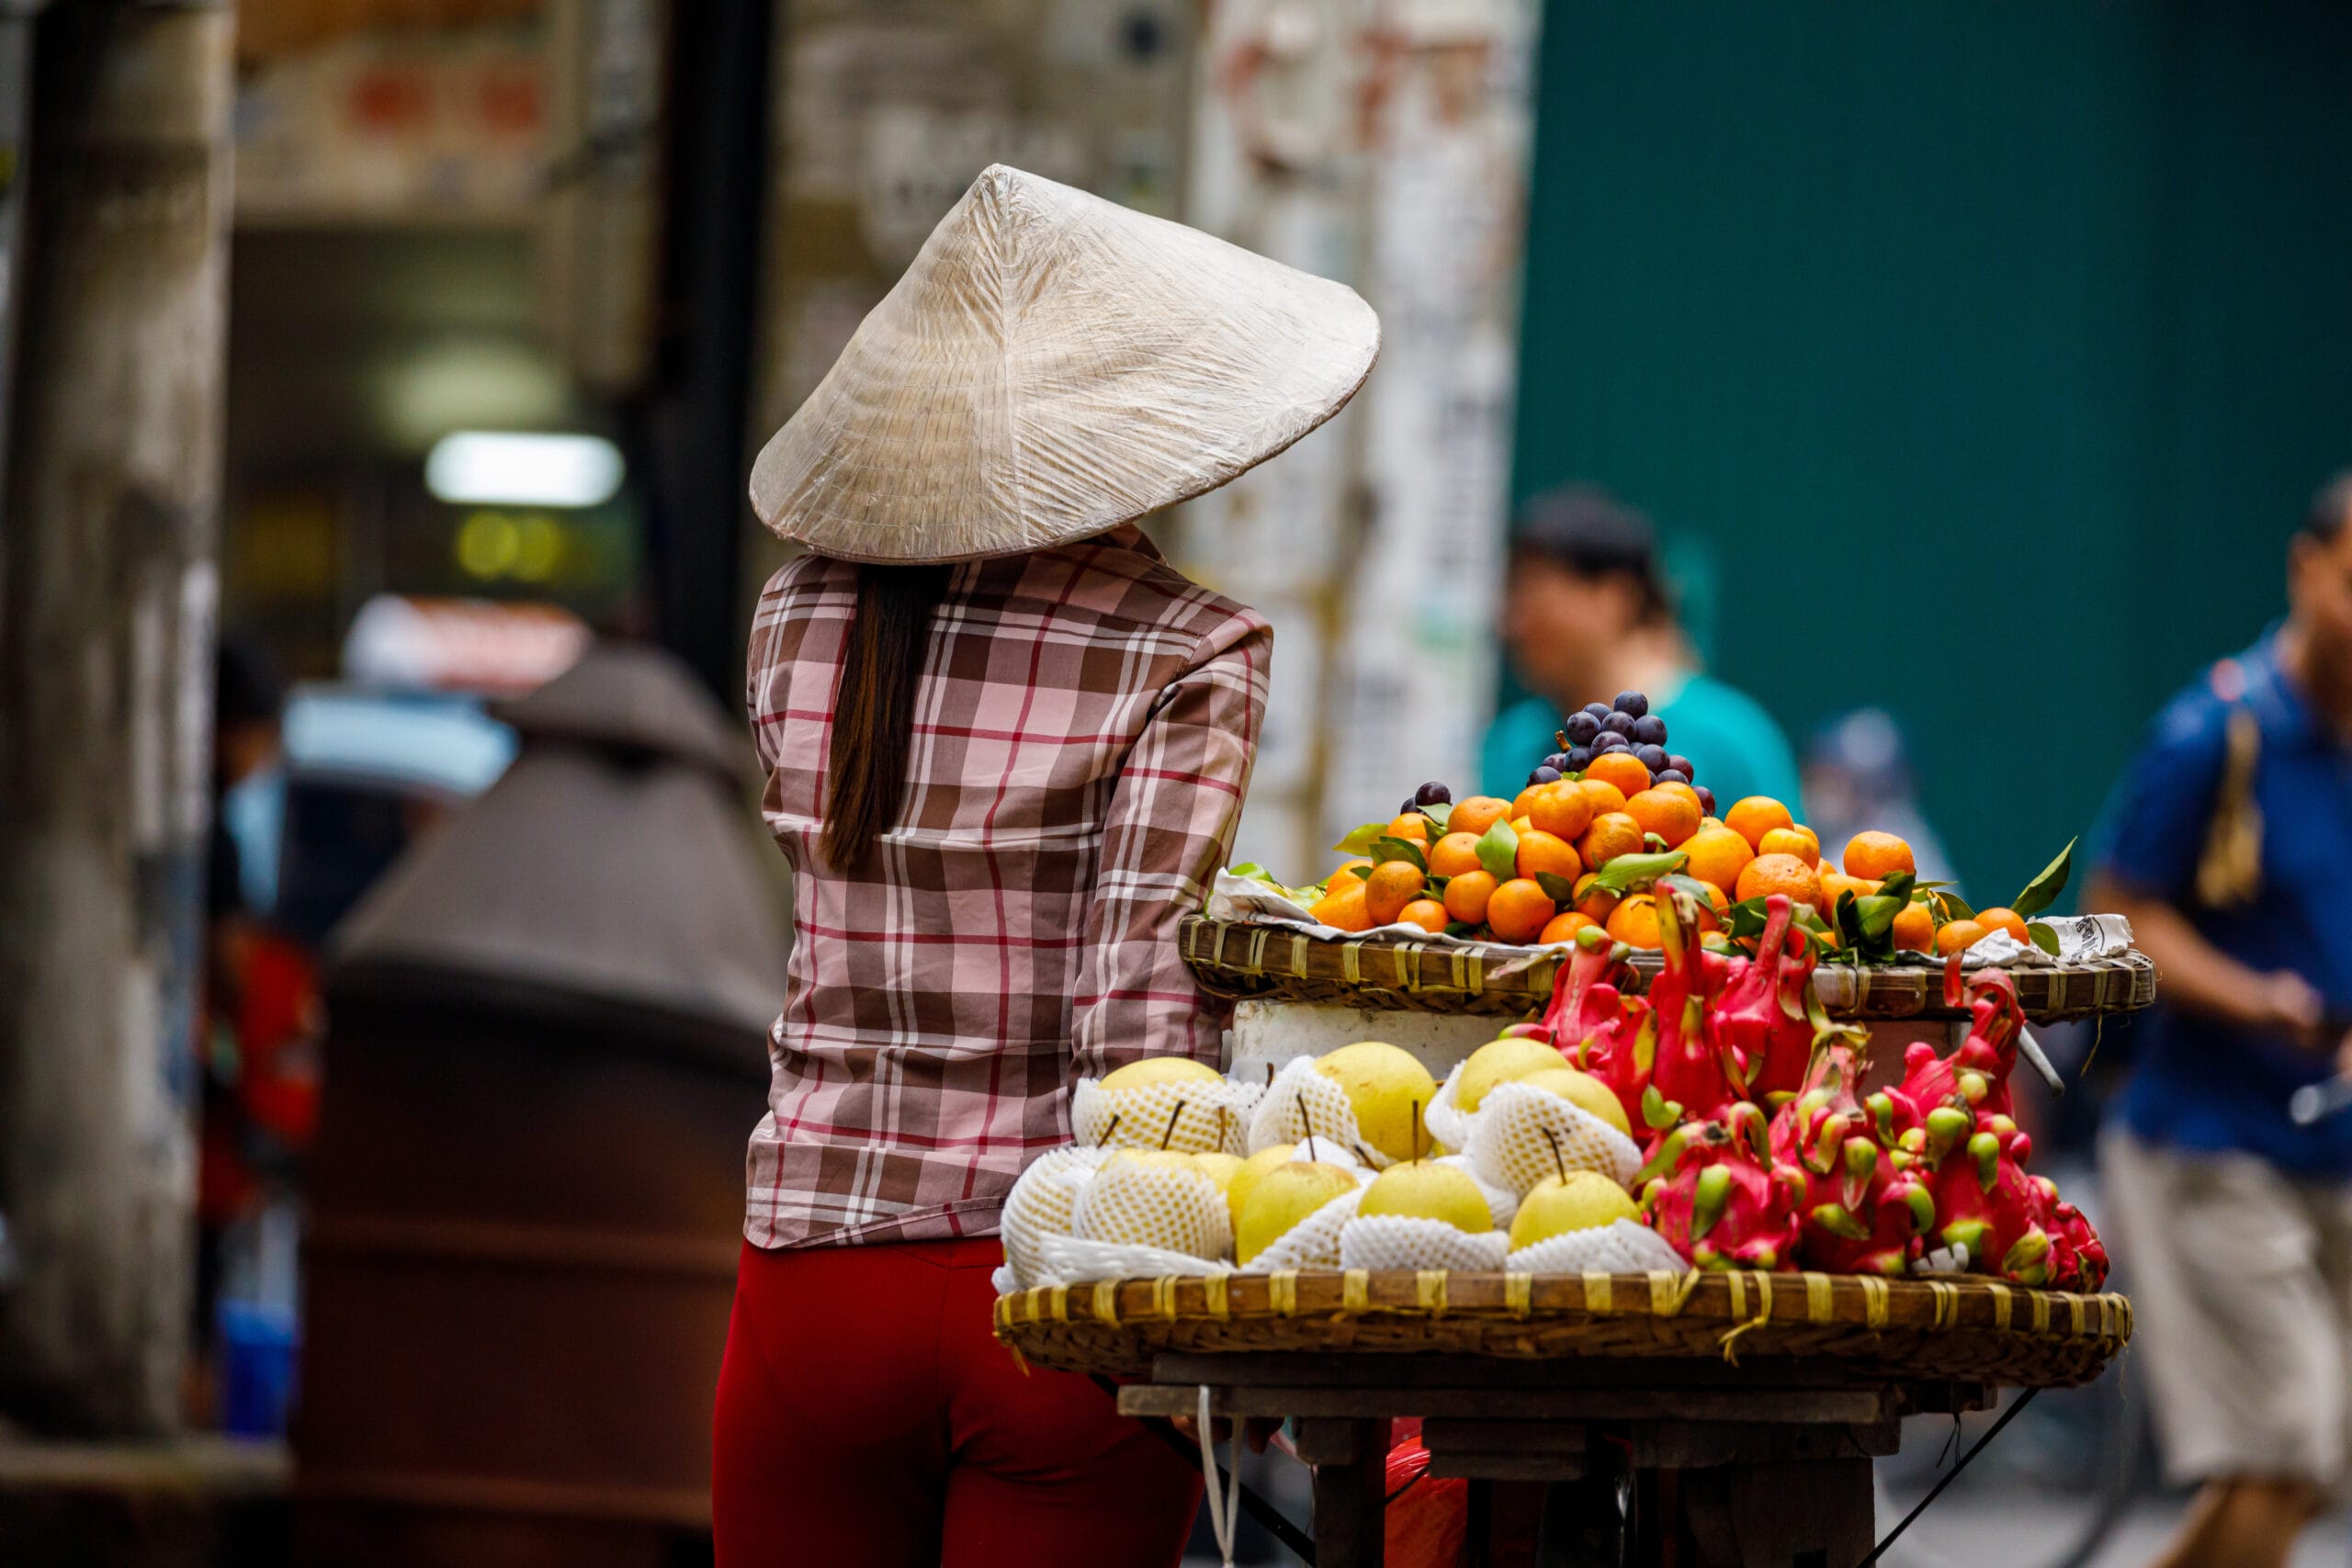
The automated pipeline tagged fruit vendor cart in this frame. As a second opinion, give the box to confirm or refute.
[996,915,2149,1568]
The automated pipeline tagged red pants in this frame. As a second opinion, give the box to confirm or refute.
[712,1237,1201,1567]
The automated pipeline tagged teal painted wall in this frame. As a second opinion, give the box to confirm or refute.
[1513,3,2352,905]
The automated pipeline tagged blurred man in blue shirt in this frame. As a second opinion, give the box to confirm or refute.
[2092,470,2352,1568]
[1481,488,1802,812]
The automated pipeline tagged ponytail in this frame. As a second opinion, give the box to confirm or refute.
[823,563,950,870]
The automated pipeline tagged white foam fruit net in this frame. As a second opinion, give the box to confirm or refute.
[1422,1064,1474,1156]
[1244,1055,1391,1168]
[1000,1145,1115,1290]
[1465,1080,1643,1196]
[1071,1075,1259,1156]
[1339,1215,1510,1273]
[1036,1235,1234,1287]
[1505,1218,1688,1275]
[1239,1180,1368,1273]
[1070,1156,1231,1261]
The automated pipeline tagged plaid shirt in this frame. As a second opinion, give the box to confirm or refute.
[742,526,1270,1248]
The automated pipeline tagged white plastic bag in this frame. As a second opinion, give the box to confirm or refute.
[1504,1219,1689,1275]
[1339,1214,1510,1272]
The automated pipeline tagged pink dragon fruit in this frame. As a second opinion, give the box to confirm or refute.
[1546,932,1659,1136]
[1899,967,2029,1121]
[1639,1101,1805,1271]
[1769,1045,1935,1277]
[1638,888,1747,1134]
[1917,1108,2058,1285]
[1713,894,1833,1103]
[2037,1182,2110,1292]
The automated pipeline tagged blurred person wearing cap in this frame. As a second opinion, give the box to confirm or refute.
[710,166,1377,1565]
[1480,485,1803,811]
[2089,470,2352,1568]
[1801,708,1958,889]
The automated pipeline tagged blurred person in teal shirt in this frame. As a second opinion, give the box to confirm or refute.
[1480,487,1802,813]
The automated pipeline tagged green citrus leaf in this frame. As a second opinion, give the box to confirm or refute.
[1422,802,1453,833]
[1332,822,1387,856]
[1533,871,1580,902]
[2027,920,2062,956]
[1589,850,1689,895]
[1876,871,1916,906]
[1475,818,1521,881]
[1928,889,1974,923]
[1373,836,1429,873]
[2010,837,2076,920]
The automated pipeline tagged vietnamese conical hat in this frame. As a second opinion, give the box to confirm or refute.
[750,164,1380,563]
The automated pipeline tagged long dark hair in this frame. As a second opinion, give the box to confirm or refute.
[823,563,952,870]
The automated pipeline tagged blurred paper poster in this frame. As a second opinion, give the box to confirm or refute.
[1176,0,1537,875]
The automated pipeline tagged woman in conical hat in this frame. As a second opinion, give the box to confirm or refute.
[711,166,1376,1564]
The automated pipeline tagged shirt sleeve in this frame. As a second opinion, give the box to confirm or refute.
[1069,610,1272,1081]
[2095,695,2227,905]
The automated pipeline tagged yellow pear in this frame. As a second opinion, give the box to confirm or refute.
[1455,1036,1569,1114]
[1314,1042,1438,1164]
[1100,1057,1224,1091]
[1226,1145,1295,1231]
[1518,1066,1633,1137]
[1509,1171,1638,1250]
[1236,1162,1359,1264]
[1190,1152,1243,1194]
[1358,1161,1492,1234]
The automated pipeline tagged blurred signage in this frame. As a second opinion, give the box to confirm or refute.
[235,28,546,224]
[341,593,588,693]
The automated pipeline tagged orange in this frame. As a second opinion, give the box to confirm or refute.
[1681,826,1754,895]
[1724,796,1795,852]
[1652,780,1702,814]
[1442,870,1498,926]
[1935,918,1987,956]
[1428,832,1484,878]
[1757,826,1820,867]
[1606,894,1663,949]
[1688,881,1731,931]
[1515,829,1582,881]
[1577,810,1645,868]
[1736,852,1824,912]
[1386,813,1430,844]
[1843,830,1917,881]
[1396,898,1450,935]
[1450,796,1510,838]
[1487,878,1558,943]
[1624,787,1702,849]
[1511,785,1550,822]
[1364,861,1429,925]
[1311,877,1374,931]
[1570,872,1621,923]
[1511,817,1534,839]
[1539,909,1597,945]
[1817,870,1882,911]
[1891,901,1936,953]
[1585,751,1653,799]
[1528,782,1595,841]
[1975,907,2030,944]
[1577,779,1629,818]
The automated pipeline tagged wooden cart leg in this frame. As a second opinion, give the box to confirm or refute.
[1679,1458,1875,1568]
[1296,1417,1388,1568]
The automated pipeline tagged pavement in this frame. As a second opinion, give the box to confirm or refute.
[1884,1495,2352,1568]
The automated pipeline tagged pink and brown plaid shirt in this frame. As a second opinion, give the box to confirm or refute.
[741,525,1270,1249]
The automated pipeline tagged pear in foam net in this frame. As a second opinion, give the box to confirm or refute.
[1099,1057,1224,1091]
[1313,1042,1437,1164]
[1454,1036,1569,1115]
[1509,1171,1638,1251]
[1236,1161,1360,1265]
[1358,1160,1493,1234]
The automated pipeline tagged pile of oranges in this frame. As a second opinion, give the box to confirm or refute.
[1305,698,2030,958]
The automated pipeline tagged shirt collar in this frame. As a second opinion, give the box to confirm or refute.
[2242,630,2323,750]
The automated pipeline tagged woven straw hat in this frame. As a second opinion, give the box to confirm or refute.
[750,164,1380,563]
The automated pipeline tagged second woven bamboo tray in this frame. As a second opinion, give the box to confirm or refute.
[1182,914,2155,1023]
[996,1269,2130,1389]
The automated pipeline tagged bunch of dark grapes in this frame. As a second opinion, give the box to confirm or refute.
[1539,691,1716,817]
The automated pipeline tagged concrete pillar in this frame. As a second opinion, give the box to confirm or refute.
[0,0,236,1436]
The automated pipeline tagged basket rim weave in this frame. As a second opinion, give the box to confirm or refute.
[1181,912,2156,1022]
[995,1268,2131,1388]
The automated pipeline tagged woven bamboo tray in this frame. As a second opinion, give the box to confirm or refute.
[1181,914,2155,1023]
[996,1269,2130,1389]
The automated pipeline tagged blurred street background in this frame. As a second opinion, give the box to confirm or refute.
[2,1,2350,1565]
